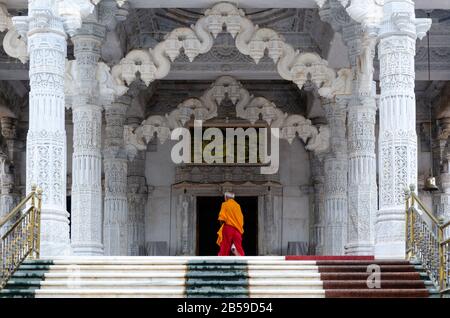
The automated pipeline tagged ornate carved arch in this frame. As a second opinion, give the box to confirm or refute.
[124,76,330,158]
[112,2,352,99]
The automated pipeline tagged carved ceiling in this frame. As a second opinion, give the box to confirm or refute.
[125,8,326,49]
[120,7,332,80]
[134,79,309,120]
[0,5,449,122]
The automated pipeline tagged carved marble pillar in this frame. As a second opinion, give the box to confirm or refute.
[346,96,377,255]
[318,3,377,255]
[434,118,450,236]
[70,23,106,255]
[126,118,147,256]
[0,117,18,226]
[175,190,195,256]
[103,97,129,256]
[12,2,94,256]
[0,156,15,238]
[98,0,129,64]
[376,1,431,258]
[311,155,325,255]
[342,24,378,255]
[323,98,348,255]
[260,190,283,255]
[0,117,17,164]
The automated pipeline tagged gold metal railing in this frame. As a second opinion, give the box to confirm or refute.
[405,185,450,295]
[0,185,42,289]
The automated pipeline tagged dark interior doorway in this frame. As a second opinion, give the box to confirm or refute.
[197,196,258,256]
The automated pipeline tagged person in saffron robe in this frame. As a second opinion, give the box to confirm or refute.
[217,192,245,256]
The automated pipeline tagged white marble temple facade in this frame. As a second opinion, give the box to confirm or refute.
[0,0,448,258]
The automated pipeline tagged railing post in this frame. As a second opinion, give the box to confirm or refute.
[30,185,36,209]
[0,186,44,289]
[405,187,411,260]
[438,218,445,292]
[35,187,43,259]
[410,189,416,260]
[29,185,37,260]
[28,209,34,260]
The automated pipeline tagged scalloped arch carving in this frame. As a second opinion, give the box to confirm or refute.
[113,2,351,98]
[124,76,330,159]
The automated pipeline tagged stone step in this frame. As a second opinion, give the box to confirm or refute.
[321,280,426,289]
[34,288,186,298]
[40,279,186,288]
[320,272,421,280]
[314,260,411,265]
[43,264,320,271]
[38,279,324,290]
[44,272,188,279]
[42,271,322,279]
[22,259,54,265]
[9,271,47,279]
[3,279,42,289]
[47,259,316,266]
[0,289,36,298]
[16,264,53,270]
[34,288,326,298]
[317,265,416,272]
[324,288,429,298]
[1,257,434,299]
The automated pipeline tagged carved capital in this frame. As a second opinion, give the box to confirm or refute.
[380,0,431,40]
[0,117,17,140]
[318,0,352,32]
[342,0,384,33]
[14,0,94,37]
[55,0,96,37]
[98,0,129,30]
[66,59,128,108]
[437,118,450,141]
[318,0,383,34]
[3,0,96,63]
[0,3,12,32]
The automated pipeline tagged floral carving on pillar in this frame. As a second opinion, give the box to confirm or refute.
[0,119,18,236]
[67,21,106,256]
[333,17,378,255]
[103,97,130,256]
[127,148,147,256]
[4,0,95,256]
[310,154,325,255]
[376,0,431,258]
[322,97,349,256]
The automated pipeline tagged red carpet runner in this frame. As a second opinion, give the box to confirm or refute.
[286,256,430,298]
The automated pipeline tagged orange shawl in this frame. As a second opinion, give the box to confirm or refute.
[216,199,244,246]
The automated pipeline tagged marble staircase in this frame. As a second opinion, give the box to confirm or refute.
[0,256,437,298]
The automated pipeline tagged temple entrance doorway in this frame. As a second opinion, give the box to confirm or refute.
[196,196,258,256]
